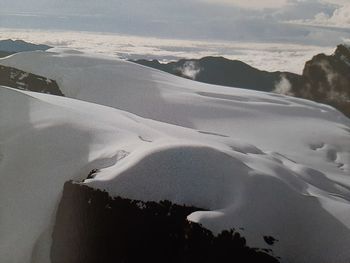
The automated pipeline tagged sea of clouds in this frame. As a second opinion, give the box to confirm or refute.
[0,28,338,74]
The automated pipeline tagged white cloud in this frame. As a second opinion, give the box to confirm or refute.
[1,0,350,50]
[326,4,350,27]
[199,0,349,10]
[199,0,288,9]
[327,0,350,5]
[177,61,201,79]
[288,3,350,28]
[274,75,293,95]
[0,28,335,74]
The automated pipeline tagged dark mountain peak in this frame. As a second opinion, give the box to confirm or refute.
[334,44,350,61]
[183,56,254,69]
[198,56,229,62]
[0,39,51,53]
[285,44,350,117]
[2,39,26,45]
[302,44,350,76]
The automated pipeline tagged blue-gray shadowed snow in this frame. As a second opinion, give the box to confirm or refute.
[132,44,350,118]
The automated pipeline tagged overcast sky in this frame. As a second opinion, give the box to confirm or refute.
[0,0,350,46]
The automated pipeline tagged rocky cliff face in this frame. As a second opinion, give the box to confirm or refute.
[51,181,279,263]
[0,65,63,95]
[285,44,350,117]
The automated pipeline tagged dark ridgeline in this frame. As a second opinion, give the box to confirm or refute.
[51,181,280,263]
[0,65,64,96]
[0,39,51,55]
[132,56,298,92]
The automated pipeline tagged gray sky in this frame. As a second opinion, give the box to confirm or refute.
[0,0,350,46]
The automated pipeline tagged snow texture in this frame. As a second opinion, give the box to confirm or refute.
[0,49,350,263]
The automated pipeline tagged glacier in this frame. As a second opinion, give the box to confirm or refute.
[0,48,349,263]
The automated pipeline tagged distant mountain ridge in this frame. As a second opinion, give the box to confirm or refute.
[132,45,350,118]
[132,56,298,92]
[0,39,51,57]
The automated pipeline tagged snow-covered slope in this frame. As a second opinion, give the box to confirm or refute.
[1,49,350,263]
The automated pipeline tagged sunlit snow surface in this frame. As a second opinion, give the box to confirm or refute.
[0,48,350,263]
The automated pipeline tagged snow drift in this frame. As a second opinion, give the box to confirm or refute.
[0,49,350,263]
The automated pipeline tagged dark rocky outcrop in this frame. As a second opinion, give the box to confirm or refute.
[132,57,298,92]
[51,181,279,263]
[285,44,350,117]
[0,65,63,96]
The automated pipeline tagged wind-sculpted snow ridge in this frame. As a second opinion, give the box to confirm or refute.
[0,49,350,263]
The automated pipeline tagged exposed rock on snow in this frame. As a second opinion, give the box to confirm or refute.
[51,181,279,263]
[0,65,63,95]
